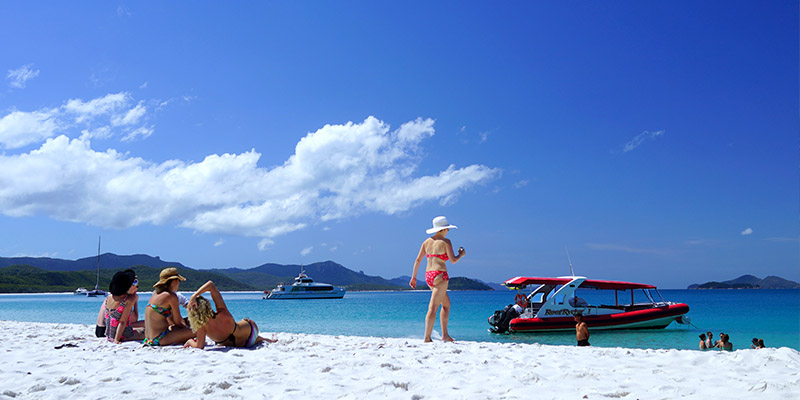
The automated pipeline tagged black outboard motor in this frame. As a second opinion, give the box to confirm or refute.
[488,304,521,333]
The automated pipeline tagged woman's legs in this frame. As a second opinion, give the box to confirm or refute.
[157,326,195,346]
[439,284,453,342]
[424,275,451,342]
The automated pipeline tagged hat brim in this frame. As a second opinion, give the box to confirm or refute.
[153,274,187,287]
[426,224,457,234]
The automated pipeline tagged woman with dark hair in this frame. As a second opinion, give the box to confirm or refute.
[95,271,144,337]
[102,269,145,343]
[716,333,733,351]
[143,268,195,346]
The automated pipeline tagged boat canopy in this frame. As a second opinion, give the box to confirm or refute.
[504,276,656,290]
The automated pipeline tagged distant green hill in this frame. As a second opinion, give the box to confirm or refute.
[0,253,190,272]
[0,254,496,293]
[688,274,800,289]
[0,264,253,293]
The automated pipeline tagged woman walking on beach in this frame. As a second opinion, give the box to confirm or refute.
[410,216,465,342]
[184,280,277,349]
[143,268,195,346]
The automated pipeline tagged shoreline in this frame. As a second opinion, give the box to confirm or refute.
[1,320,798,399]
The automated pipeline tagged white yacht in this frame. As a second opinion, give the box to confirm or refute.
[263,269,346,299]
[74,237,107,297]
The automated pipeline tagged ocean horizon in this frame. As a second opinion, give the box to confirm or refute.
[1,289,797,351]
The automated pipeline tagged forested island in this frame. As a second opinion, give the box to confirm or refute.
[0,254,493,293]
[688,274,800,289]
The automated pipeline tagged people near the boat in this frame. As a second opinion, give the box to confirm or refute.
[574,313,590,346]
[705,331,714,348]
[143,268,195,346]
[699,334,708,350]
[568,296,588,307]
[409,216,465,343]
[184,280,277,349]
[715,333,733,351]
[103,269,145,343]
[756,338,765,349]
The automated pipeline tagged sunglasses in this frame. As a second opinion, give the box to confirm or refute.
[132,278,139,287]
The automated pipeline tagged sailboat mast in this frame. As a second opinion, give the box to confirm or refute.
[95,236,101,290]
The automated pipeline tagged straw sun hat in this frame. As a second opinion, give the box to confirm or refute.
[426,216,458,234]
[153,267,186,287]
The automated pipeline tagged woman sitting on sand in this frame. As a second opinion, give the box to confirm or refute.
[184,280,276,349]
[103,269,145,343]
[95,270,144,337]
[143,268,195,346]
[409,216,465,342]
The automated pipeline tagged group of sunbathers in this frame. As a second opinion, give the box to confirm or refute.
[95,267,276,348]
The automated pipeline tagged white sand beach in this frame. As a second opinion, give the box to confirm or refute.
[0,320,797,399]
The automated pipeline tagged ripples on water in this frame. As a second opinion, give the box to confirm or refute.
[1,289,797,350]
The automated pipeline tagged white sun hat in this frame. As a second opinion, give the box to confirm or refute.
[426,216,458,234]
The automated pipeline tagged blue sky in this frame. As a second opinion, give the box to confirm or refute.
[0,2,797,288]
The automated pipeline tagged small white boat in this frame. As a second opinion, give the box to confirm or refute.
[74,236,106,297]
[263,269,346,299]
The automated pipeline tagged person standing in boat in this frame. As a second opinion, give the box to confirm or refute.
[574,313,590,346]
[409,216,465,342]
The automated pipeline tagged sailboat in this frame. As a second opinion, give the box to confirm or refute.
[74,236,106,297]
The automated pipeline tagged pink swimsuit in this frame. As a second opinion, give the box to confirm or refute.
[425,270,449,287]
[425,253,450,286]
[426,253,449,261]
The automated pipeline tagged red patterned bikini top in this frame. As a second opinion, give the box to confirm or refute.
[426,253,449,261]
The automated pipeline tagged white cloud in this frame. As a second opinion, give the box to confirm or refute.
[0,116,499,245]
[64,92,130,122]
[121,125,154,142]
[213,238,224,247]
[111,103,146,126]
[0,109,59,149]
[513,180,529,189]
[300,246,313,256]
[7,65,40,88]
[0,92,152,149]
[623,130,664,152]
[258,238,274,251]
[741,228,753,236]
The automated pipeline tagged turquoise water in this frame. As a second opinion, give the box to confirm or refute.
[0,289,797,350]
